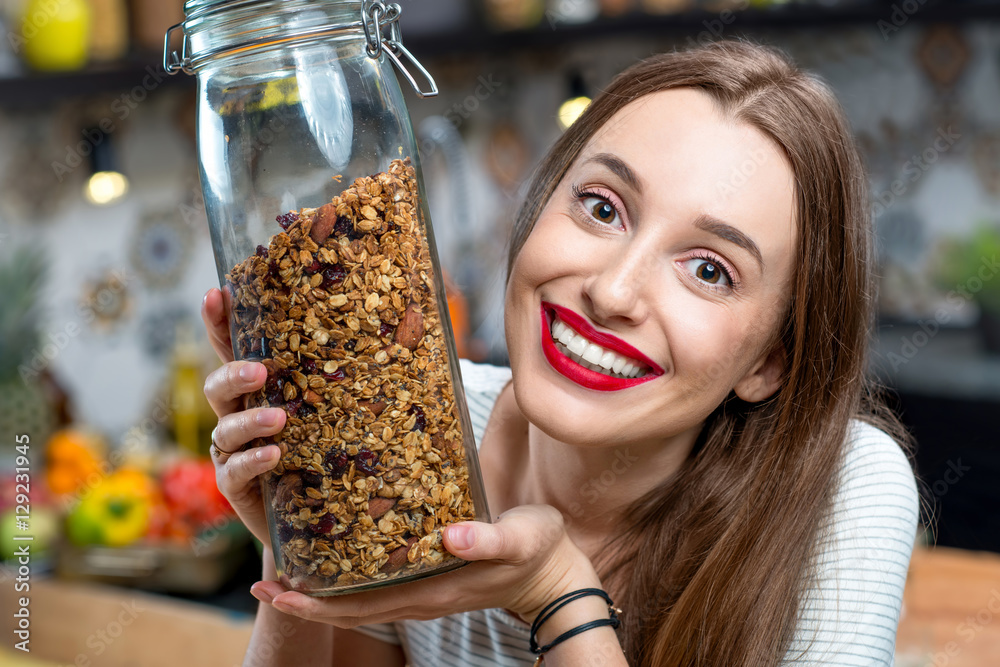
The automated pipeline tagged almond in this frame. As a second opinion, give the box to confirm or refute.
[303,389,323,405]
[310,203,338,243]
[367,497,396,519]
[394,302,424,350]
[358,398,387,416]
[380,536,419,574]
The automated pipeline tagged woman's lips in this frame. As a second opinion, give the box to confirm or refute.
[539,302,664,392]
[543,302,665,374]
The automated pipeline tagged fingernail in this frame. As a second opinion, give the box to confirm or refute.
[258,409,281,427]
[254,446,276,461]
[271,598,294,613]
[447,524,474,550]
[250,585,274,604]
[240,364,259,382]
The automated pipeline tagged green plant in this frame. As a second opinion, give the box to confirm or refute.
[0,246,46,382]
[934,225,1000,315]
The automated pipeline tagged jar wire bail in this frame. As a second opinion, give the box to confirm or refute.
[164,1,438,98]
[363,1,438,98]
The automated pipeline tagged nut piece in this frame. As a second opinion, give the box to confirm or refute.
[310,203,339,243]
[367,497,396,519]
[394,302,424,350]
[381,536,420,574]
[358,399,386,416]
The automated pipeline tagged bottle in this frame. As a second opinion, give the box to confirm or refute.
[164,0,490,596]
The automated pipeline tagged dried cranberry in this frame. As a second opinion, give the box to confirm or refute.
[355,448,379,477]
[276,212,298,230]
[283,397,302,416]
[268,260,280,279]
[411,405,426,432]
[320,263,345,289]
[302,471,323,487]
[310,514,337,535]
[264,374,285,404]
[333,215,353,238]
[325,449,350,477]
[323,368,345,382]
[301,359,318,374]
[255,244,268,258]
[379,322,395,339]
[277,521,296,542]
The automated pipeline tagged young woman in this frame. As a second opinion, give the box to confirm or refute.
[202,41,919,666]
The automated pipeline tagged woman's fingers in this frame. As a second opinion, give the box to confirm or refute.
[215,443,281,501]
[204,361,268,417]
[201,288,235,363]
[212,407,286,455]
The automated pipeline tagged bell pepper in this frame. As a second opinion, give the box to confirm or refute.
[66,468,156,547]
[45,429,104,497]
[161,459,232,529]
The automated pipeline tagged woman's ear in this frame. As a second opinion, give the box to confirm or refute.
[733,343,785,403]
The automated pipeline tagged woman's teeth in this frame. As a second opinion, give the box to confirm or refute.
[550,318,648,379]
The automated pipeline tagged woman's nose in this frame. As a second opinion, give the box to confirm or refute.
[581,248,651,327]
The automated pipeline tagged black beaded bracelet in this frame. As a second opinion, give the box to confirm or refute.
[529,588,622,657]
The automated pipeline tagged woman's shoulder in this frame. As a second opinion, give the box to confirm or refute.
[457,360,512,447]
[458,359,513,397]
[783,420,920,664]
[837,419,919,514]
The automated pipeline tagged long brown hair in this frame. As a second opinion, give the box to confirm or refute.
[506,41,911,665]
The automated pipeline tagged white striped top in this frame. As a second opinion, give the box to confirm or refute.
[354,360,919,666]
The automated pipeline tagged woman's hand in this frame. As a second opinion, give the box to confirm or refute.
[201,287,286,546]
[248,505,603,627]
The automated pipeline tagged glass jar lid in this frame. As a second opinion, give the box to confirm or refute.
[163,0,437,97]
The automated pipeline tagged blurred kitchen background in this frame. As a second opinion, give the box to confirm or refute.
[0,0,999,665]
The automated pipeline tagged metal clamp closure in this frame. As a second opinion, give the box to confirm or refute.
[163,21,190,75]
[363,1,438,98]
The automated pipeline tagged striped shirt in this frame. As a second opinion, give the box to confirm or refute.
[354,360,919,666]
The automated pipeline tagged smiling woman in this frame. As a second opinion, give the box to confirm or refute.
[201,40,919,667]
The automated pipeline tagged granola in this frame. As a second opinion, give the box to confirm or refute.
[224,158,477,593]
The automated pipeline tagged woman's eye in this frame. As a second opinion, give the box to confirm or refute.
[584,196,618,225]
[683,258,730,287]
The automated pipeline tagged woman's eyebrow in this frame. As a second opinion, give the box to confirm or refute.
[584,153,643,193]
[693,214,765,270]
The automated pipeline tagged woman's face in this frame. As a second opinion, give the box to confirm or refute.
[505,88,798,448]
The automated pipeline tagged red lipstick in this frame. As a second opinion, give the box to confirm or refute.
[539,302,664,392]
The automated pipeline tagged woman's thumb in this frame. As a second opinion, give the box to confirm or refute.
[443,506,563,562]
[443,522,499,560]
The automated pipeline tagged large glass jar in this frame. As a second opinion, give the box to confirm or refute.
[165,0,490,595]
